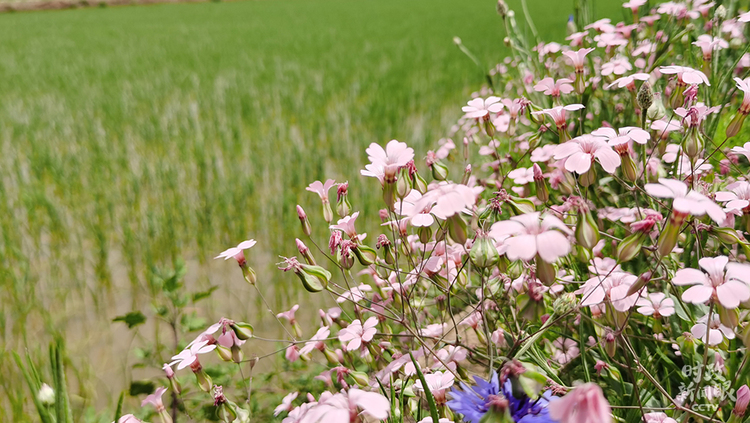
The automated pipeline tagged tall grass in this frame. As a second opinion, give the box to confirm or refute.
[0,0,621,419]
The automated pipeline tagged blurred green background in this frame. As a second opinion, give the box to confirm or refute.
[0,0,622,420]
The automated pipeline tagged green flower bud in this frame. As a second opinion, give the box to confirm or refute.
[575,209,600,250]
[418,225,433,243]
[616,232,647,263]
[230,322,254,340]
[683,126,703,158]
[637,81,654,111]
[647,93,667,121]
[242,265,257,285]
[535,256,556,285]
[396,169,411,199]
[718,305,739,328]
[216,345,233,362]
[431,160,449,181]
[470,232,500,269]
[448,214,468,245]
[337,248,354,269]
[351,371,370,387]
[383,181,396,211]
[579,166,597,187]
[713,227,744,245]
[553,292,577,315]
[195,369,213,392]
[657,219,682,257]
[322,201,334,224]
[411,171,428,194]
[353,244,378,266]
[726,112,747,139]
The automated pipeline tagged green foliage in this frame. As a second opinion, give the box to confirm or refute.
[112,311,147,329]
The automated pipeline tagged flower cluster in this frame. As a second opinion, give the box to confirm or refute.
[112,1,750,423]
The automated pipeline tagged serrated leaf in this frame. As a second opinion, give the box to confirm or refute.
[112,311,146,329]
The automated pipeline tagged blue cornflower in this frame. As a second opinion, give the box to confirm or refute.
[446,372,558,423]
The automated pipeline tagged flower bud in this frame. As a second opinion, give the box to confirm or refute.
[579,166,596,187]
[532,164,549,203]
[297,205,312,236]
[718,305,739,329]
[637,81,654,111]
[726,112,747,139]
[216,345,233,362]
[496,0,509,17]
[626,271,652,297]
[38,383,54,405]
[350,371,370,387]
[657,216,683,257]
[337,248,354,270]
[735,385,750,417]
[411,171,428,194]
[683,127,704,159]
[418,225,432,243]
[195,368,213,392]
[461,164,472,185]
[553,293,577,315]
[242,265,257,285]
[619,150,638,183]
[431,160,449,181]
[715,4,727,21]
[296,238,317,265]
[396,169,411,199]
[353,244,377,266]
[648,93,667,121]
[470,231,500,269]
[230,322,254,340]
[712,227,743,245]
[447,214,468,245]
[336,184,353,218]
[575,210,600,250]
[535,256,556,285]
[382,182,396,211]
[616,232,646,263]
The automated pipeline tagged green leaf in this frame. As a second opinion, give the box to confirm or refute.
[129,380,156,396]
[192,286,218,302]
[409,352,439,423]
[13,353,53,423]
[114,391,124,423]
[113,311,147,329]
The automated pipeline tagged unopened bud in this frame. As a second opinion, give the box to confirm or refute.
[712,227,743,245]
[575,210,600,250]
[453,37,462,45]
[38,383,54,405]
[297,205,312,236]
[735,385,750,417]
[336,183,353,218]
[470,231,500,269]
[627,271,652,297]
[532,164,549,203]
[683,127,704,159]
[553,293,577,315]
[535,256,556,285]
[216,345,233,362]
[637,81,654,111]
[447,214,468,245]
[230,322,254,340]
[496,0,509,18]
[296,238,317,265]
[431,160,449,181]
[715,5,727,21]
[462,164,472,185]
[726,112,747,139]
[617,232,647,263]
[353,244,378,266]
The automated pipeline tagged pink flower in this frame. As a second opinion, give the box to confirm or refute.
[735,77,750,114]
[274,392,298,416]
[413,371,455,405]
[674,103,719,128]
[336,284,373,303]
[409,182,479,220]
[673,256,750,309]
[552,337,580,365]
[566,31,589,47]
[580,271,639,312]
[533,77,574,97]
[306,179,336,202]
[691,314,736,346]
[301,388,390,422]
[563,48,595,72]
[623,0,646,13]
[115,415,143,423]
[507,166,535,185]
[601,57,632,76]
[586,18,615,33]
[361,140,414,184]
[285,344,301,362]
[395,190,435,227]
[299,326,330,355]
[693,35,728,60]
[606,73,650,90]
[644,178,725,224]
[489,212,572,263]
[660,65,710,86]
[277,304,300,324]
[169,340,216,371]
[732,141,750,161]
[141,386,168,412]
[338,316,377,351]
[594,32,628,49]
[554,134,621,174]
[549,382,612,423]
[330,212,365,241]
[741,11,750,23]
[636,293,675,317]
[716,181,750,213]
[215,240,256,264]
[651,119,682,141]
[433,346,467,369]
[643,412,677,423]
[592,126,650,146]
[534,104,585,130]
[462,96,504,119]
